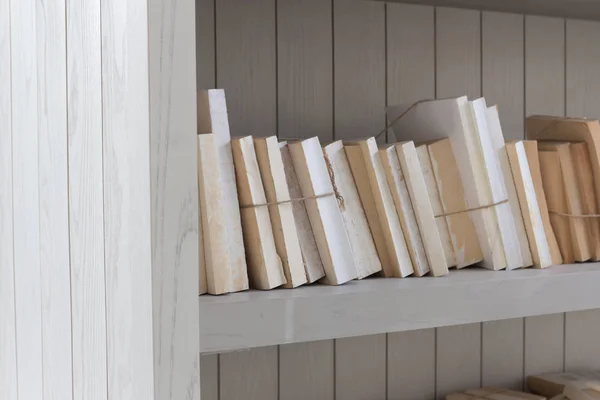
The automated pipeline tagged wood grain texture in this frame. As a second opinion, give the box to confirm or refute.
[437,324,482,399]
[334,0,385,141]
[196,0,215,90]
[280,340,335,400]
[278,0,333,141]
[525,16,565,117]
[525,314,565,380]
[482,11,524,139]
[388,329,435,400]
[10,0,43,398]
[220,347,278,400]
[216,0,276,137]
[200,354,219,400]
[335,334,386,400]
[37,0,73,398]
[0,0,16,398]
[67,0,107,398]
[482,319,524,390]
[566,19,600,118]
[386,3,435,108]
[565,310,600,371]
[436,7,481,99]
[148,0,201,397]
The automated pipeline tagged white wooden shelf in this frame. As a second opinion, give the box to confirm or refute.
[199,263,600,353]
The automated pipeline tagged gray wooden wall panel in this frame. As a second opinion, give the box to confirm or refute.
[0,0,16,398]
[565,310,600,371]
[277,0,333,141]
[197,0,216,91]
[201,355,219,400]
[220,347,278,400]
[524,314,565,379]
[334,0,386,141]
[216,0,276,137]
[280,340,334,400]
[482,11,524,139]
[481,319,524,390]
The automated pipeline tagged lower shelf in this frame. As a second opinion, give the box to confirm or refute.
[198,263,600,353]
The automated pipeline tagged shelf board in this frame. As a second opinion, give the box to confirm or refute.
[199,263,600,353]
[378,0,600,21]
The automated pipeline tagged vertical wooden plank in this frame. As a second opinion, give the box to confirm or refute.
[437,324,481,399]
[566,19,600,118]
[525,15,565,117]
[388,329,435,400]
[436,7,481,99]
[278,0,333,141]
[0,0,17,398]
[335,334,386,400]
[197,0,215,90]
[216,0,276,137]
[334,0,385,141]
[148,0,201,398]
[10,1,43,399]
[220,347,278,400]
[525,314,564,378]
[67,0,107,398]
[280,340,335,400]
[386,3,435,107]
[565,310,600,371]
[482,11,524,139]
[201,354,219,400]
[481,319,524,390]
[37,0,73,399]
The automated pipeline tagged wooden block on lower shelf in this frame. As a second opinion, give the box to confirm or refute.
[447,387,546,400]
[279,142,325,283]
[395,141,448,277]
[323,141,382,279]
[254,136,307,288]
[380,146,430,277]
[288,137,358,285]
[505,141,553,269]
[345,138,414,278]
[232,136,286,290]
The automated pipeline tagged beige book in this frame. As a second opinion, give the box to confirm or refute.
[539,142,592,262]
[505,141,553,268]
[232,136,286,289]
[345,138,414,278]
[395,141,448,277]
[279,142,325,283]
[571,142,600,261]
[528,371,600,398]
[323,141,382,279]
[288,137,358,285]
[522,141,563,265]
[254,136,307,288]
[447,387,546,400]
[197,89,248,287]
[538,150,575,263]
[379,146,430,276]
[419,139,483,268]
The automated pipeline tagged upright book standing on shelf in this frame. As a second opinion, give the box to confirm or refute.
[197,89,249,294]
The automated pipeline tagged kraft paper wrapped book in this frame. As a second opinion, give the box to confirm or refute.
[447,387,546,399]
[528,371,600,398]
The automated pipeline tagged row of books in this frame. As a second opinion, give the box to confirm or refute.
[197,89,600,295]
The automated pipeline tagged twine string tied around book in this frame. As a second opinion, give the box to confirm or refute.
[549,211,600,219]
[434,199,509,218]
[374,98,435,141]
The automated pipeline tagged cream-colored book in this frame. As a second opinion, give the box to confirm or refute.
[288,137,358,285]
[345,138,414,278]
[254,136,307,288]
[279,142,325,283]
[323,141,382,279]
[232,136,286,290]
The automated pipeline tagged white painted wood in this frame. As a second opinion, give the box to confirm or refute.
[335,335,386,400]
[199,264,600,353]
[196,0,215,90]
[482,11,524,139]
[37,0,72,398]
[388,329,436,400]
[437,324,481,399]
[334,0,385,141]
[277,0,332,141]
[220,347,278,400]
[482,319,524,390]
[525,314,565,379]
[216,0,276,137]
[280,340,335,400]
[200,354,219,400]
[0,0,16,398]
[565,310,600,371]
[66,0,107,398]
[148,0,201,397]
